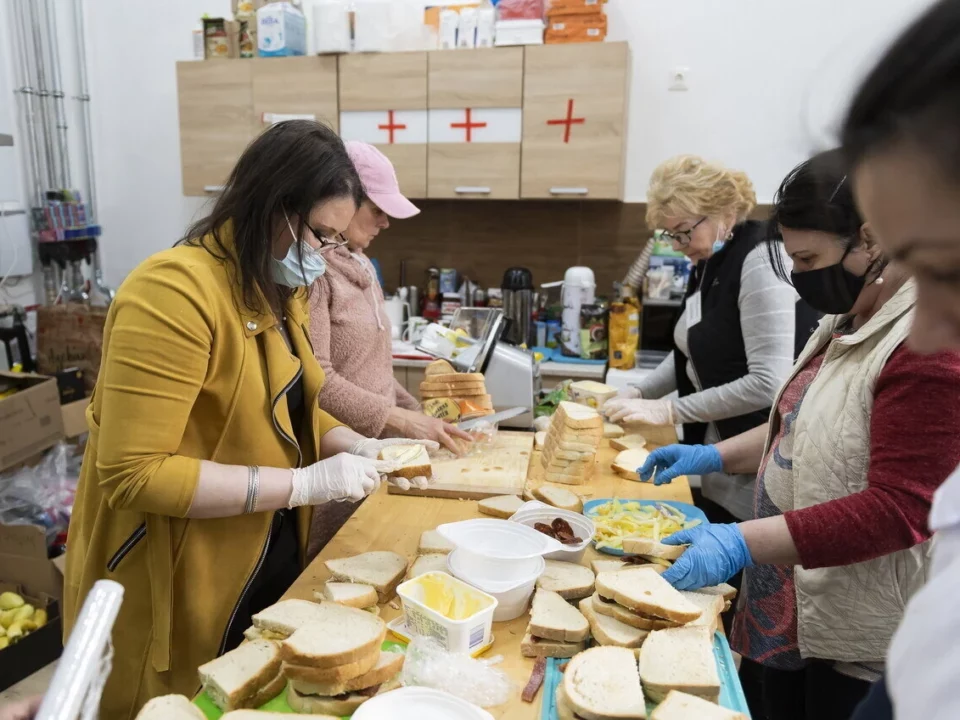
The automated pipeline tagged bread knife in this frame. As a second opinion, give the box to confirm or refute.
[457,406,527,430]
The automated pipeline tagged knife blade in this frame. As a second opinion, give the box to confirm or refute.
[457,406,527,430]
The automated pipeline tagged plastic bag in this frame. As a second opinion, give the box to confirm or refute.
[0,442,83,547]
[401,636,513,708]
[496,0,544,21]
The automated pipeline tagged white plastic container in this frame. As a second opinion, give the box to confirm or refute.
[447,549,544,622]
[437,518,563,560]
[510,501,595,564]
[397,571,497,655]
[353,686,495,720]
[257,1,307,57]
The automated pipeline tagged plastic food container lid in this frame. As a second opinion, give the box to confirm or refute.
[436,518,562,560]
[351,686,495,720]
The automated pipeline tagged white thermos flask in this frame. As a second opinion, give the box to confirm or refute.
[560,266,596,357]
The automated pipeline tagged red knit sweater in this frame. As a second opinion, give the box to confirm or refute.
[784,346,960,569]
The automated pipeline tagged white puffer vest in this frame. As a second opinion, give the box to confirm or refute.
[762,279,931,662]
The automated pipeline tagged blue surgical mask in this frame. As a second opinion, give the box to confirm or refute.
[712,225,727,253]
[272,212,328,287]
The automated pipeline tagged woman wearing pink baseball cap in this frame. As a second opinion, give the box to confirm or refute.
[307,142,472,553]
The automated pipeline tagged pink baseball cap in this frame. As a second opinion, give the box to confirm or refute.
[345,141,420,219]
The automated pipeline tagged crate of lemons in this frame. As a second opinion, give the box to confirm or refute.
[0,591,48,650]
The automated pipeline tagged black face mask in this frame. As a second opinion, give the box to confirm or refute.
[791,255,866,315]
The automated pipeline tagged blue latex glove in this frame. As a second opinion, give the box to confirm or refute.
[661,523,754,590]
[638,444,723,485]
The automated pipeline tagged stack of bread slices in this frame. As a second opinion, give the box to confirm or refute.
[419,359,493,421]
[541,401,603,485]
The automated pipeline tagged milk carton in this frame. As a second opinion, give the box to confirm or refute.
[257,2,306,57]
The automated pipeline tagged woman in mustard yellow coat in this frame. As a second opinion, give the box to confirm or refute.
[63,122,436,718]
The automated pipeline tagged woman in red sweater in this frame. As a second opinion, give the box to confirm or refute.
[639,149,960,720]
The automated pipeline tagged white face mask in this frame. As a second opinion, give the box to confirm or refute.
[272,211,328,287]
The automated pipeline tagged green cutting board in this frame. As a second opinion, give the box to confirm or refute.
[194,640,406,719]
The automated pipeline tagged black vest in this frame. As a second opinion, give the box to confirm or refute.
[674,220,819,445]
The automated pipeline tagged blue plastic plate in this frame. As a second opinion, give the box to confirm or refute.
[539,633,751,719]
[582,499,708,556]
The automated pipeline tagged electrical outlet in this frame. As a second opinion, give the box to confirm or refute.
[669,67,690,92]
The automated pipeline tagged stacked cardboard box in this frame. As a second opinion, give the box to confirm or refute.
[545,0,608,44]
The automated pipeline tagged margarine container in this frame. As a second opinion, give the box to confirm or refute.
[510,501,595,564]
[396,571,497,655]
[447,549,544,622]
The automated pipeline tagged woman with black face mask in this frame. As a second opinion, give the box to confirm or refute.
[636,148,960,720]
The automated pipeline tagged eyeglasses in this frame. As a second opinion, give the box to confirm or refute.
[659,217,707,247]
[302,217,348,252]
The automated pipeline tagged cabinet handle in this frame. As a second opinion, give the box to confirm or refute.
[203,185,226,194]
[549,187,588,196]
[455,186,492,194]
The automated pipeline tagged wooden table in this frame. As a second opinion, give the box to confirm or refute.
[284,425,689,719]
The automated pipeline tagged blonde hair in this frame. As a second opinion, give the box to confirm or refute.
[646,155,757,229]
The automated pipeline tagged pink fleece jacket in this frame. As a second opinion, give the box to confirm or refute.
[309,246,419,438]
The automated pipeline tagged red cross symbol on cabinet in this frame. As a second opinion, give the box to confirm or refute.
[546,99,585,144]
[449,108,488,142]
[377,110,407,144]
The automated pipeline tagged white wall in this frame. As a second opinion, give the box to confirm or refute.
[1,0,937,289]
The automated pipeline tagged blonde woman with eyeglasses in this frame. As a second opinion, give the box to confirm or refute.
[604,155,817,525]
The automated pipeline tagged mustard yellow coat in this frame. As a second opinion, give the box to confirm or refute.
[63,227,342,719]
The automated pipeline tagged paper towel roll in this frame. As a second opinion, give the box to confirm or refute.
[313,0,350,54]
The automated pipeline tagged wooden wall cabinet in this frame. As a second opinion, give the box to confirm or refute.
[252,56,339,131]
[427,47,523,200]
[521,42,630,200]
[339,52,428,199]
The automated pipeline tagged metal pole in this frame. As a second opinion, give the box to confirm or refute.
[11,0,44,205]
[45,0,72,189]
[25,0,57,189]
[73,0,98,219]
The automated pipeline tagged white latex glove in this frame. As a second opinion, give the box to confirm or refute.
[603,398,676,426]
[387,474,436,492]
[288,452,393,506]
[619,385,643,400]
[349,437,441,459]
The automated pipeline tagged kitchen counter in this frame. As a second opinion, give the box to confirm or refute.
[282,423,691,719]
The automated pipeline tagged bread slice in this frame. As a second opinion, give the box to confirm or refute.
[246,669,286,708]
[639,626,720,704]
[242,626,286,642]
[534,431,547,449]
[222,712,339,720]
[421,371,484,383]
[563,646,646,720]
[316,582,378,609]
[545,436,601,454]
[555,401,604,430]
[596,568,702,624]
[286,676,401,716]
[591,559,629,575]
[532,485,583,513]
[693,583,738,602]
[536,560,595,600]
[543,466,593,486]
[424,359,456,376]
[477,494,524,518]
[680,591,725,635]
[611,448,652,482]
[569,380,619,408]
[610,434,647,452]
[528,588,590,642]
[198,639,283,712]
[603,422,625,438]
[287,650,404,696]
[135,695,206,720]
[543,458,595,477]
[520,630,586,658]
[279,603,386,669]
[407,553,449,579]
[651,690,747,720]
[591,593,680,631]
[378,445,432,481]
[279,644,380,685]
[622,536,686,561]
[418,529,455,555]
[325,551,408,603]
[579,597,648,648]
[251,599,330,638]
[542,444,596,462]
[555,683,578,720]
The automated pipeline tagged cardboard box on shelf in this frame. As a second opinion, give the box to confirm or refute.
[0,372,64,473]
[0,582,62,693]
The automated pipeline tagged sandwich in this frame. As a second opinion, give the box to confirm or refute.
[279,603,386,669]
[555,684,578,720]
[520,631,587,659]
[527,588,590,643]
[532,485,583,513]
[569,380,619,409]
[378,444,432,481]
[536,560,595,600]
[477,494,525,518]
[223,712,338,720]
[595,568,703,624]
[579,597,648,649]
[250,599,330,639]
[621,536,686,561]
[407,553,449,579]
[678,591,725,635]
[197,639,284,712]
[590,592,676,631]
[691,583,737,603]
[424,359,456,376]
[418,528,455,555]
[315,582,378,611]
[603,422,626,438]
[325,551,408,603]
[638,626,720,704]
[611,448,652,483]
[562,646,646,720]
[650,690,747,720]
[610,434,647,453]
[286,650,404,696]
[134,695,205,719]
[591,559,631,575]
[286,676,402,715]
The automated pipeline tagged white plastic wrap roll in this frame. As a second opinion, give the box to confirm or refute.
[35,579,125,720]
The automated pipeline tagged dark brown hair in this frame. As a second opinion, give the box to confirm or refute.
[180,120,363,315]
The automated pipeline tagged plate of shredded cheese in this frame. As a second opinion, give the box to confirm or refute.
[583,498,707,556]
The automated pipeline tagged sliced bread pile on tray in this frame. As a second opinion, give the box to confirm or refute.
[541,401,604,485]
[419,359,493,423]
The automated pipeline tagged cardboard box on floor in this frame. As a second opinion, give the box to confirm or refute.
[0,372,65,473]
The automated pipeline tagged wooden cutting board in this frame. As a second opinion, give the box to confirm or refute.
[386,430,534,500]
